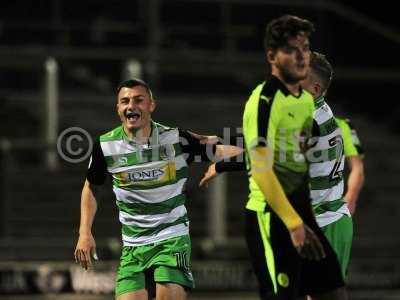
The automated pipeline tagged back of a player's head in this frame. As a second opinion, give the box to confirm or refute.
[116,78,153,99]
[264,15,314,51]
[310,51,334,93]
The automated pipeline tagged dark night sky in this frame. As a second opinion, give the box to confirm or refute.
[0,0,398,119]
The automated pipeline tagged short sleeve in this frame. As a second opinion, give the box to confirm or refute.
[86,138,108,185]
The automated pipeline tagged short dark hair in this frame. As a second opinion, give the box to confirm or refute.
[264,15,314,51]
[310,51,334,92]
[116,78,153,98]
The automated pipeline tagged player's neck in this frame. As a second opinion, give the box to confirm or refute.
[284,82,301,96]
[272,73,301,96]
[124,123,152,144]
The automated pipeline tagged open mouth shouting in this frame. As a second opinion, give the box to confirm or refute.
[125,110,141,124]
[296,63,306,71]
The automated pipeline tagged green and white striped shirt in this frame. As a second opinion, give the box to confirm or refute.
[306,97,350,227]
[87,121,212,246]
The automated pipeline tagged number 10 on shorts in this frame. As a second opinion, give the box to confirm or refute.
[173,252,189,270]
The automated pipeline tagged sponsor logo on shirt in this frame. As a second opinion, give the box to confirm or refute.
[128,168,165,182]
[115,161,177,187]
[118,156,128,166]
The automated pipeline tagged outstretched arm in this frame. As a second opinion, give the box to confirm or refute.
[181,130,243,164]
[215,144,244,160]
[187,130,244,159]
[199,153,246,187]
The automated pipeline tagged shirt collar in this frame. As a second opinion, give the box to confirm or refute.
[314,95,326,108]
[122,120,159,148]
[267,75,303,98]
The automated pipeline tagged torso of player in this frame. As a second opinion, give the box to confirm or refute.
[244,80,315,212]
[305,98,350,227]
[99,122,190,246]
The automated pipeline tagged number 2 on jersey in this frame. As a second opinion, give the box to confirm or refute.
[328,135,344,181]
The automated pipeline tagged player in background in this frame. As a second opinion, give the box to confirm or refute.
[301,52,364,279]
[240,15,344,300]
[199,52,362,298]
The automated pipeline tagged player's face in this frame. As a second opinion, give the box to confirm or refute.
[117,86,155,132]
[269,33,311,84]
[301,71,323,100]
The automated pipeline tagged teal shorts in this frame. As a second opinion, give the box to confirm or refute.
[321,215,353,279]
[115,235,194,296]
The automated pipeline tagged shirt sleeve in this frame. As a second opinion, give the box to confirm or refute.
[86,138,108,185]
[243,97,272,150]
[178,129,216,164]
